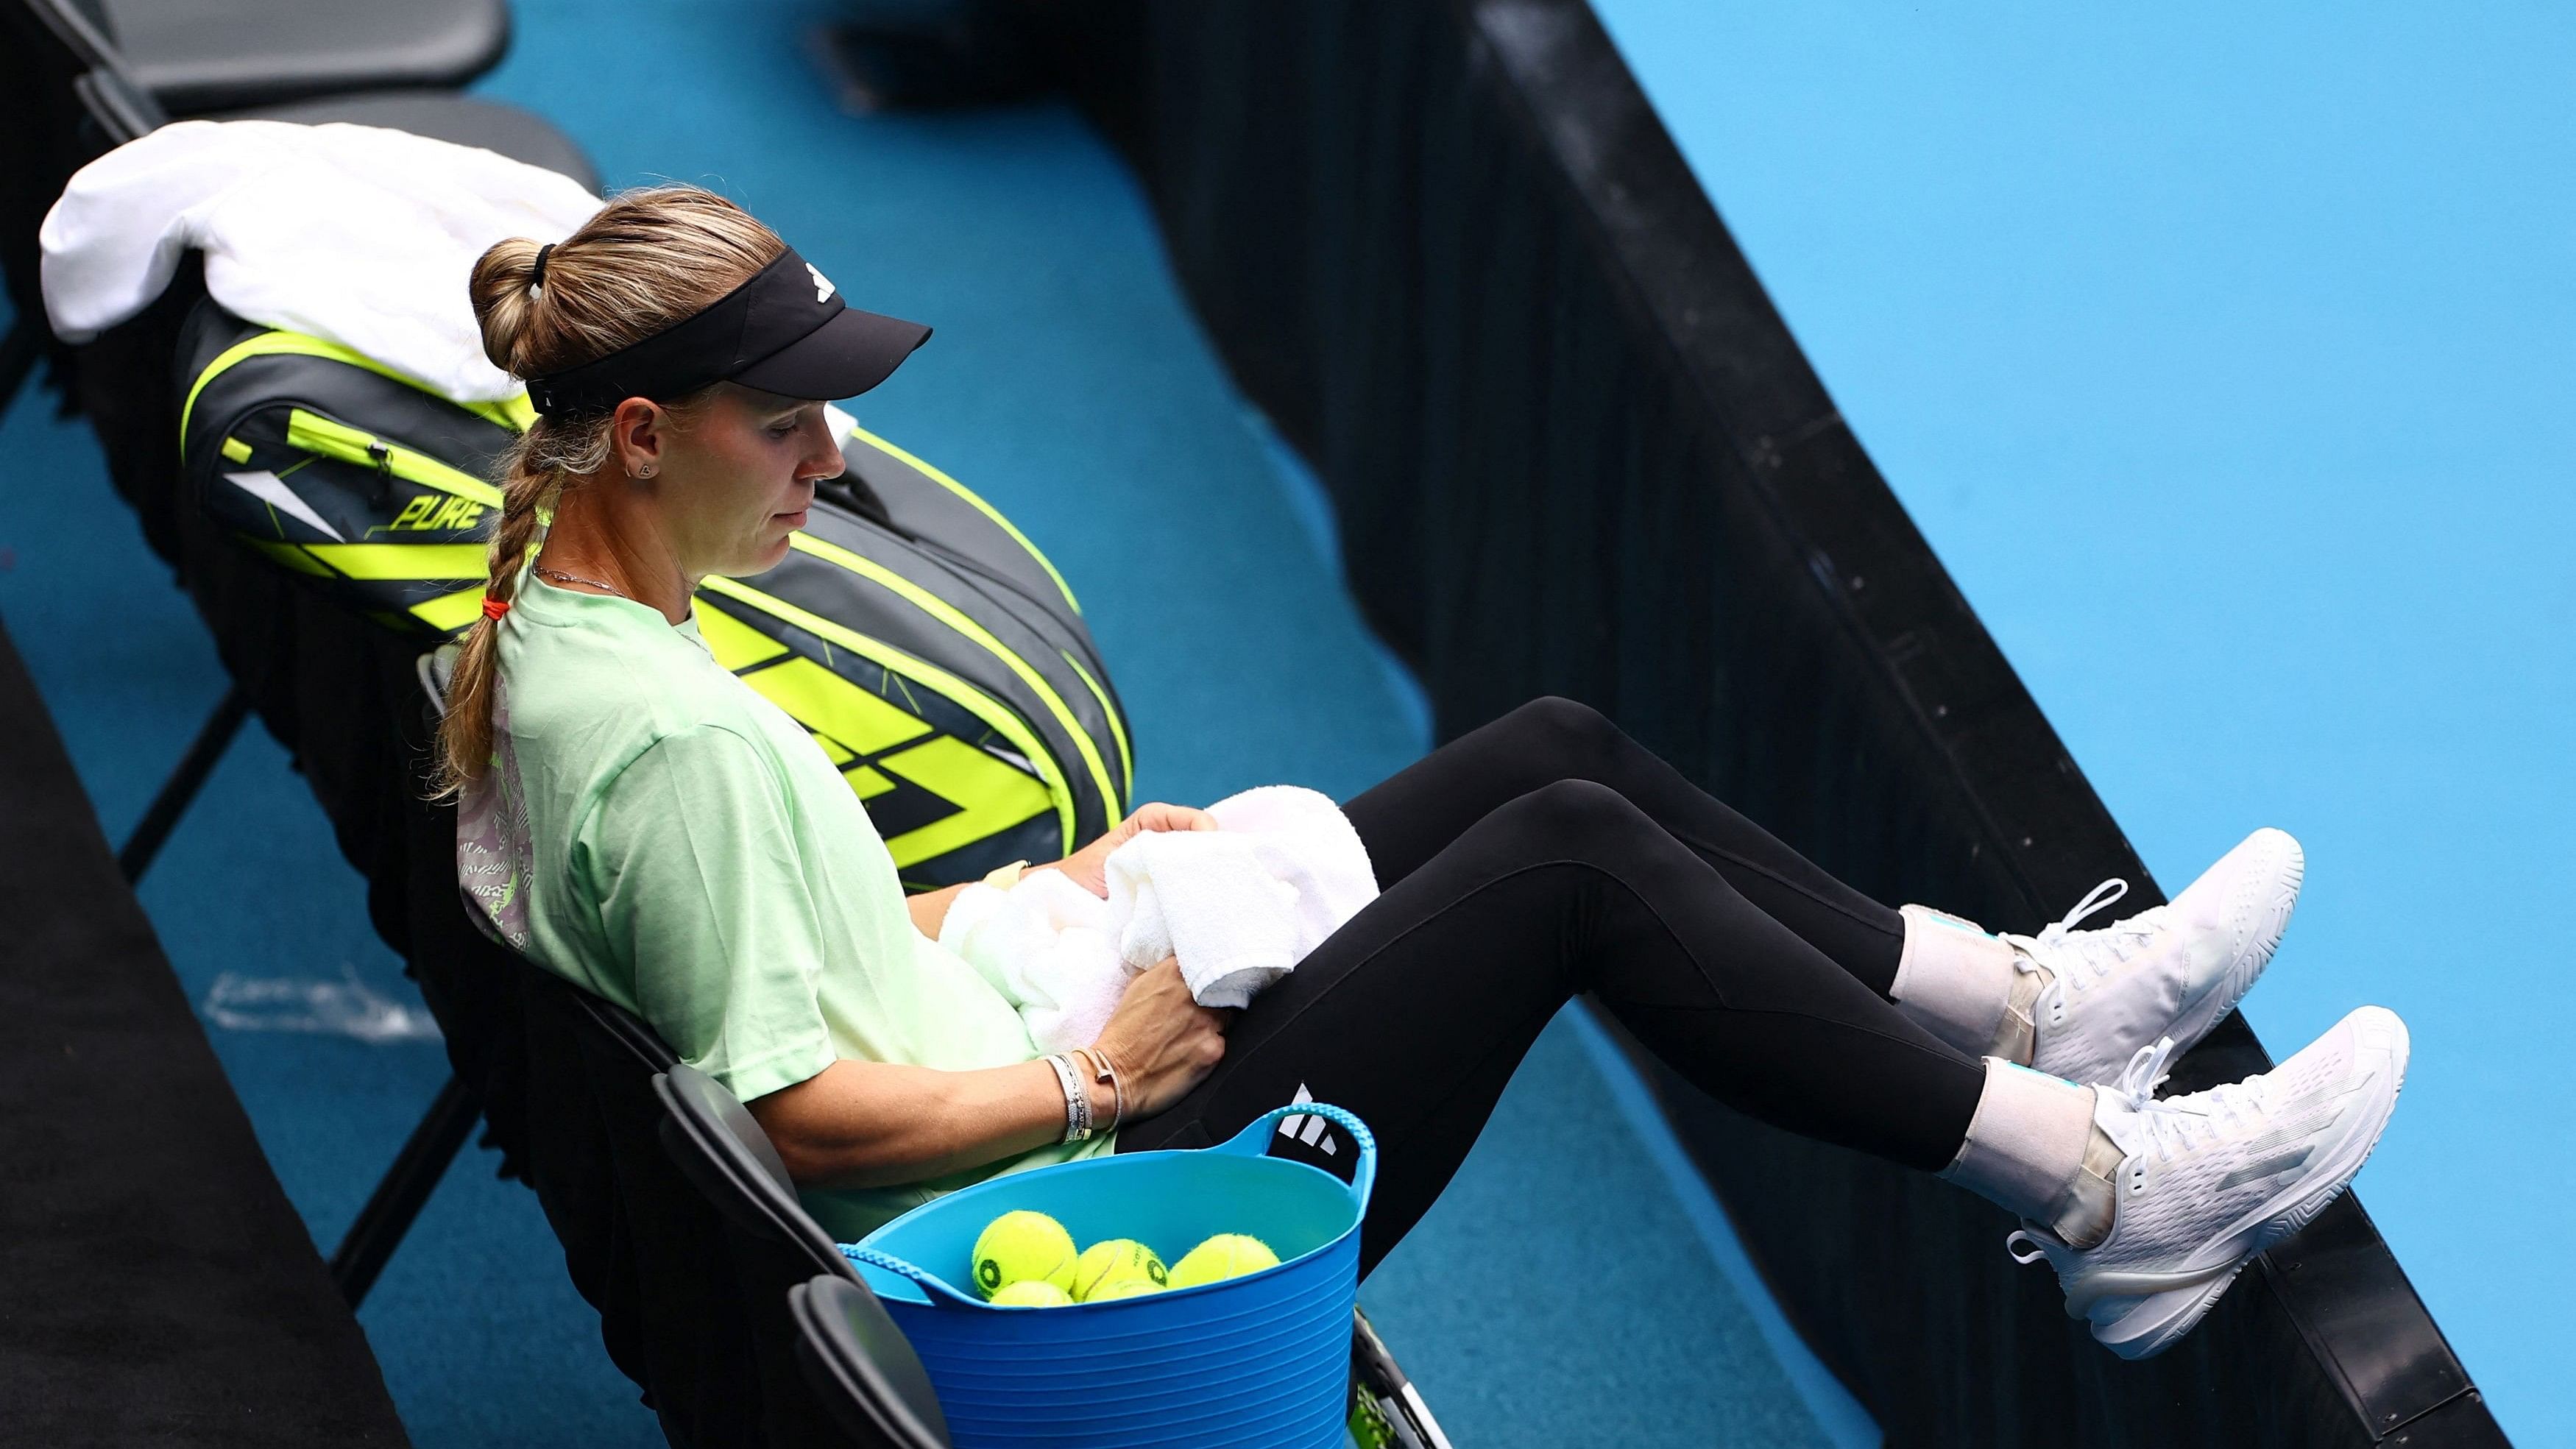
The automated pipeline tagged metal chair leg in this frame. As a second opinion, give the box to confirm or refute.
[329,1073,480,1308]
[118,684,250,884]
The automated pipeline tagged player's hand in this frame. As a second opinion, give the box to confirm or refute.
[1091,957,1228,1118]
[1052,802,1217,896]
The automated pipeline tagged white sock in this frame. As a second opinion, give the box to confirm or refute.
[1892,904,2033,1060]
[1937,1059,2120,1249]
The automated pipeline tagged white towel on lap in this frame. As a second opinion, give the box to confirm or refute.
[1110,784,1379,1007]
[39,119,602,403]
[941,869,1128,1055]
[941,786,1379,1052]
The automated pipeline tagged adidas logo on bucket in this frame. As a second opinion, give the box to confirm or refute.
[1278,1083,1338,1155]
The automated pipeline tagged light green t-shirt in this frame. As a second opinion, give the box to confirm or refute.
[461,575,1108,1239]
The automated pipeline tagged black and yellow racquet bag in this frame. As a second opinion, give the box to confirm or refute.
[175,304,1132,889]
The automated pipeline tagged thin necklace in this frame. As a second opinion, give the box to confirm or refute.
[532,564,629,600]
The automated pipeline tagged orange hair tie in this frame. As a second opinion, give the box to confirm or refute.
[482,596,511,620]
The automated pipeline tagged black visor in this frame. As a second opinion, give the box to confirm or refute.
[523,246,930,417]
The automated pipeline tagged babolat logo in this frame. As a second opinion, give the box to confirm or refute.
[388,494,489,532]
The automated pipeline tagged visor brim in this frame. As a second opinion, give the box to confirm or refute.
[732,305,932,402]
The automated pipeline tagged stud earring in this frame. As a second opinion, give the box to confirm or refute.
[638,464,657,478]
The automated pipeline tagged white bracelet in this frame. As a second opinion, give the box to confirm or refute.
[1041,1052,1090,1143]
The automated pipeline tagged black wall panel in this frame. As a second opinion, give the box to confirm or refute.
[1065,3,2502,1444]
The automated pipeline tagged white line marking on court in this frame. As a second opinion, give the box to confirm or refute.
[202,966,443,1044]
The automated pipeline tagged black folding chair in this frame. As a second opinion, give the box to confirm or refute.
[3,0,596,411]
[651,1063,902,1448]
[653,1063,854,1286]
[513,963,818,1447]
[0,5,597,1293]
[98,0,510,114]
[787,1276,952,1449]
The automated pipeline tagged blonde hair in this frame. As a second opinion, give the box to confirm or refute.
[435,185,785,793]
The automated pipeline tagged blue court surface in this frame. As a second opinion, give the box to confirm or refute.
[0,0,1884,1445]
[1591,3,2572,1442]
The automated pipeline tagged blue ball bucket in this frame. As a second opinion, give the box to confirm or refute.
[842,1103,1374,1449]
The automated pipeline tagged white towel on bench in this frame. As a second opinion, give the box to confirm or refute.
[40,119,601,403]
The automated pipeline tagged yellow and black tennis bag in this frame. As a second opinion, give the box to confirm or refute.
[176,303,1132,889]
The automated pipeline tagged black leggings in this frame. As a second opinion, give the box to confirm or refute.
[1116,698,1987,1275]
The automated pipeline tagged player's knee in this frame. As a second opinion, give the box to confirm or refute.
[1501,695,1621,770]
[1501,777,1645,840]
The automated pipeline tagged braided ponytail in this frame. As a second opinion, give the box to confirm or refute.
[434,187,784,793]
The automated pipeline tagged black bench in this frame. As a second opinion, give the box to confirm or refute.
[0,614,413,1449]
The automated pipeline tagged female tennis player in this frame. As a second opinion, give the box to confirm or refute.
[446,186,2406,1361]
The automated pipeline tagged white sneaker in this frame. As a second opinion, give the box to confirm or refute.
[2017,828,2306,1086]
[2007,1005,2409,1360]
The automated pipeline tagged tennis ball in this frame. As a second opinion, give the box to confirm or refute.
[1070,1239,1169,1301]
[989,1279,1074,1308]
[1086,1276,1168,1302]
[971,1210,1077,1299]
[1167,1233,1281,1289]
